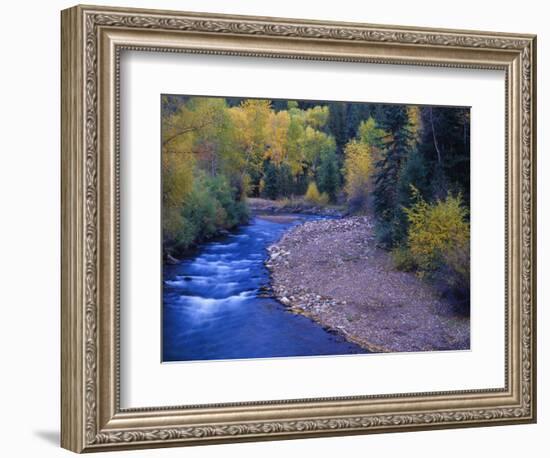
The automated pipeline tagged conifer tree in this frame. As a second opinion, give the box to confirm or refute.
[317,150,340,202]
[373,105,413,247]
[262,161,279,200]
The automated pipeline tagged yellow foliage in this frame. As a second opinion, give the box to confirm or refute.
[229,99,271,179]
[304,182,329,206]
[404,186,469,272]
[343,140,372,194]
[304,105,330,128]
[162,153,194,243]
[406,106,422,147]
[265,110,290,164]
[162,153,194,207]
[343,140,372,204]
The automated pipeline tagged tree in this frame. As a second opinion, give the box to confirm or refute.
[397,149,430,209]
[265,110,290,165]
[304,182,329,205]
[161,97,250,256]
[304,105,330,129]
[278,163,293,197]
[327,102,347,155]
[357,117,386,148]
[301,126,336,177]
[317,149,340,202]
[262,161,279,200]
[229,99,271,195]
[284,113,304,176]
[418,106,470,202]
[373,105,414,247]
[343,140,372,212]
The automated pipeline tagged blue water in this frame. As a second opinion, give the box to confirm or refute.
[162,215,368,362]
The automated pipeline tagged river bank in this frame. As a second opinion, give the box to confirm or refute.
[265,216,470,353]
[165,197,337,264]
[247,197,345,217]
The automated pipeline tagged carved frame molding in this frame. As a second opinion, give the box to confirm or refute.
[61,4,536,453]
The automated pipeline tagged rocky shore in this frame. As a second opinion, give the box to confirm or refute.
[265,217,470,353]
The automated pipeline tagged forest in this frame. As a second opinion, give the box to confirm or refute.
[162,95,470,303]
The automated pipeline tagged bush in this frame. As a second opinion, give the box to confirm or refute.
[403,186,469,272]
[304,182,329,206]
[374,211,408,249]
[374,220,393,248]
[166,172,249,255]
[206,175,249,228]
[391,245,417,271]
[436,240,470,300]
[403,186,470,305]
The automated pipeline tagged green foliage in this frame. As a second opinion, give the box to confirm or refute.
[373,106,413,247]
[418,106,470,202]
[206,175,249,228]
[166,173,249,254]
[357,117,385,148]
[397,149,430,209]
[301,126,336,171]
[316,150,340,202]
[304,182,329,206]
[391,245,417,272]
[262,162,279,200]
[278,163,293,197]
[304,105,330,129]
[261,161,293,200]
[326,102,373,154]
[327,102,347,154]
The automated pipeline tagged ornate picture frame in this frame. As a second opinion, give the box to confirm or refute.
[61,4,536,453]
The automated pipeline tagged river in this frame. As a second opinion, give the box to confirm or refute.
[162,215,368,362]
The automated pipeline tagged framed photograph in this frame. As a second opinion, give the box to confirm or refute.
[61,4,537,453]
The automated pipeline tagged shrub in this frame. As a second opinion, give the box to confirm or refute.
[438,239,470,295]
[166,172,249,255]
[304,182,329,206]
[374,220,393,248]
[391,245,417,271]
[206,175,249,228]
[277,197,291,207]
[374,211,408,249]
[319,192,330,206]
[403,186,469,272]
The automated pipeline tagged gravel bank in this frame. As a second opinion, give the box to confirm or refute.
[248,197,344,217]
[266,216,470,353]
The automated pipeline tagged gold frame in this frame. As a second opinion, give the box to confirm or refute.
[61,4,537,453]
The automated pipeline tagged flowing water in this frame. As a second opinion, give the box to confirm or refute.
[162,215,368,362]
